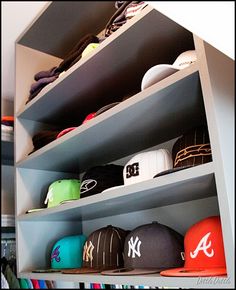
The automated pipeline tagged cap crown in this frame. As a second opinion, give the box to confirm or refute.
[124,222,184,269]
[124,150,172,185]
[83,225,128,270]
[51,235,86,269]
[45,179,81,208]
[80,164,124,198]
[173,125,212,169]
[184,216,226,269]
[173,50,197,69]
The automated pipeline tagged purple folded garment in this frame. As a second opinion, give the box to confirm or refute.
[30,75,58,94]
[1,120,14,127]
[34,67,59,81]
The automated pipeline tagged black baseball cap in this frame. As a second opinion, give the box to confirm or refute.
[62,225,129,274]
[154,125,212,178]
[80,164,124,198]
[102,221,184,275]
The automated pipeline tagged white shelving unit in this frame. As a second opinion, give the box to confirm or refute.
[14,2,234,288]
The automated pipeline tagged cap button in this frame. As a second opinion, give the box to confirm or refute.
[152,221,159,224]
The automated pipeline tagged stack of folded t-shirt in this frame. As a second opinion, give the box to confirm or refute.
[104,1,148,38]
[26,34,100,104]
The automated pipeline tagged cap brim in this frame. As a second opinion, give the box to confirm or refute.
[59,199,80,205]
[160,267,227,277]
[101,267,162,276]
[101,184,125,193]
[95,102,120,116]
[62,267,101,274]
[26,208,45,213]
[141,65,179,90]
[153,165,193,178]
[32,268,61,273]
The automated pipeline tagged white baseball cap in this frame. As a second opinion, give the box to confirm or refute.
[123,149,173,185]
[102,149,173,193]
[141,50,197,90]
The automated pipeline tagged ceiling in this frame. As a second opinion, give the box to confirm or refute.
[1,1,234,104]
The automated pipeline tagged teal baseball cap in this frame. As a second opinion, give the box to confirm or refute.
[51,235,87,269]
[44,179,81,208]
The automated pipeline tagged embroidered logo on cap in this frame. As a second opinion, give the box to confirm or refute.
[83,241,95,262]
[190,232,214,259]
[80,179,97,193]
[128,236,141,258]
[126,162,139,178]
[51,245,61,263]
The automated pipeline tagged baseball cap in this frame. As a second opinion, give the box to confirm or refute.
[141,50,197,90]
[154,125,212,178]
[95,102,120,116]
[51,235,87,269]
[160,216,227,277]
[44,179,81,207]
[26,179,81,213]
[29,129,61,154]
[81,43,100,58]
[62,225,129,274]
[102,221,184,275]
[80,164,124,198]
[123,149,173,185]
[103,150,173,193]
[82,112,96,124]
[56,127,77,139]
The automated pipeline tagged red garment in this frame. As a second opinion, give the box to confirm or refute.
[31,279,40,289]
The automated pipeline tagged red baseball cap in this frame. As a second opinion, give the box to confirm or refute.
[160,216,227,277]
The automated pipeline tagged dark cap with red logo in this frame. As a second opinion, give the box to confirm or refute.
[160,216,227,277]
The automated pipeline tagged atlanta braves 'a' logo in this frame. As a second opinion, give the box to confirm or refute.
[51,245,61,263]
[83,241,95,262]
[190,232,214,259]
[128,236,141,258]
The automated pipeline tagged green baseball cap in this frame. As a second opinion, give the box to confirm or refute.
[44,179,81,208]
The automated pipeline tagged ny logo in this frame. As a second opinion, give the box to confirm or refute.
[51,245,60,263]
[126,162,139,179]
[190,232,214,259]
[128,236,141,258]
[83,241,95,262]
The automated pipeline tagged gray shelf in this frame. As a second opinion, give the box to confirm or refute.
[17,2,116,58]
[16,6,194,127]
[17,271,230,289]
[17,163,216,222]
[17,66,206,173]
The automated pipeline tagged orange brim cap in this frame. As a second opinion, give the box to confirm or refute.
[160,267,227,277]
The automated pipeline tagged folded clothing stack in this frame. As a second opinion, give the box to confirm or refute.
[26,34,100,104]
[1,116,14,142]
[104,1,148,37]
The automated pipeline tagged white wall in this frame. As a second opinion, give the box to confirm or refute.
[146,1,235,60]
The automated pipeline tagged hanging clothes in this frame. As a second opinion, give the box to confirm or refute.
[2,264,20,289]
[1,272,9,289]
